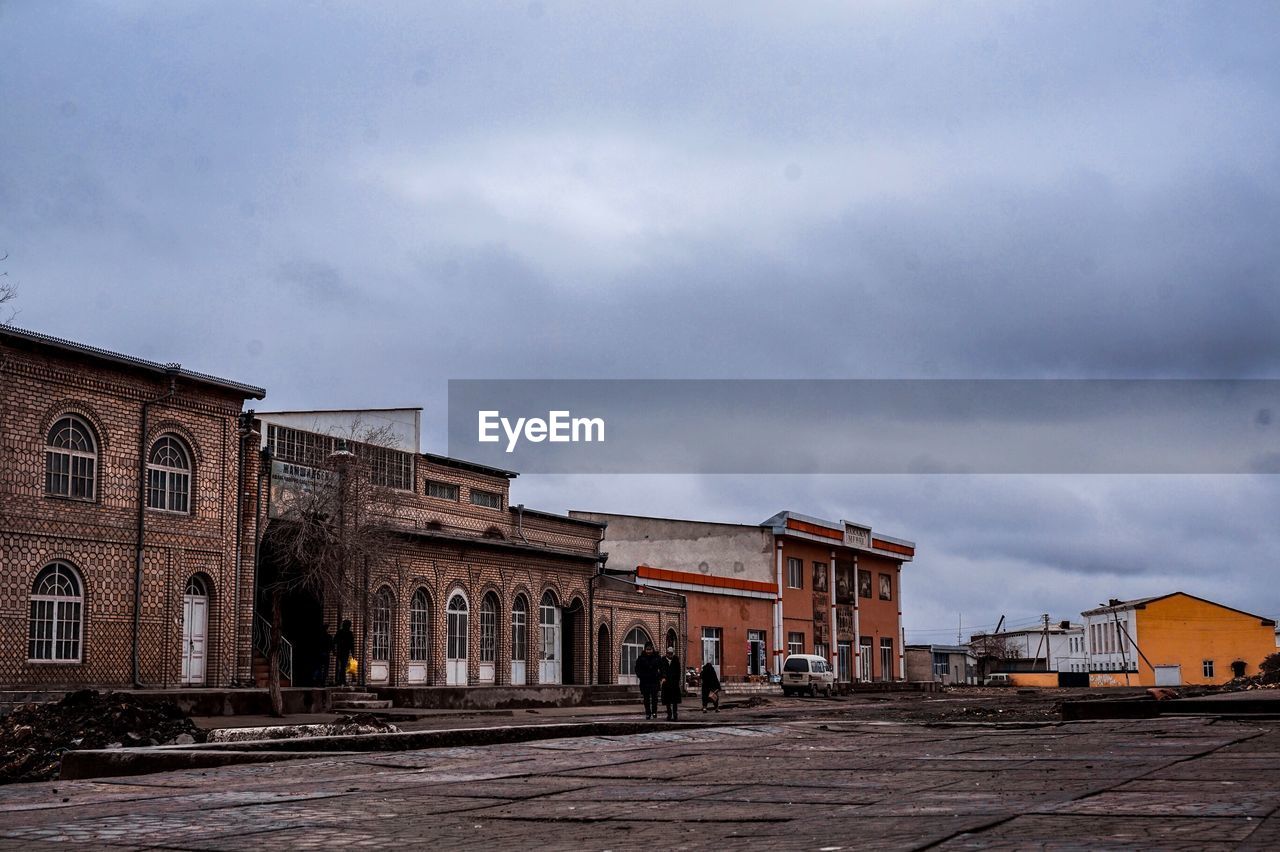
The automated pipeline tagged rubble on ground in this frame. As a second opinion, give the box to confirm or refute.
[0,690,205,784]
[1218,674,1280,692]
[206,714,400,743]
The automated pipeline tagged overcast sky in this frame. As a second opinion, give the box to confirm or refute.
[4,1,1279,641]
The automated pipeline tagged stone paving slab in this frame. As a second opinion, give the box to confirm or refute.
[0,717,1277,849]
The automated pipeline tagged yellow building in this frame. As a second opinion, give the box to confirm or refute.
[1083,593,1276,687]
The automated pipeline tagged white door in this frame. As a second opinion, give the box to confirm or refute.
[370,587,392,685]
[1154,664,1182,686]
[539,592,561,684]
[479,594,497,685]
[511,595,527,685]
[181,579,207,686]
[859,643,873,682]
[447,593,469,686]
[408,588,430,684]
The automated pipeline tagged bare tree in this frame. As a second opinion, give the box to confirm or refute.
[260,422,408,716]
[1,253,16,324]
[968,631,1017,680]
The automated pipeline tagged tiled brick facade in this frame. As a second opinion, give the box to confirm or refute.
[258,425,684,688]
[0,327,264,690]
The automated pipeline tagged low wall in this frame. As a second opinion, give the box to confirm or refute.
[2,688,331,717]
[375,685,591,710]
[1008,673,1060,689]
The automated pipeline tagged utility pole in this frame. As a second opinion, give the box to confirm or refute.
[957,613,962,644]
[1043,614,1052,671]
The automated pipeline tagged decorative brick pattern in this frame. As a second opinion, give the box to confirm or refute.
[1,333,261,690]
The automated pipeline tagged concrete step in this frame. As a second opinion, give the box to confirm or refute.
[332,699,393,710]
[330,691,379,701]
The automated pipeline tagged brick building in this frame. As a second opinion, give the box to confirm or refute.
[255,411,682,690]
[0,326,264,690]
[569,510,916,682]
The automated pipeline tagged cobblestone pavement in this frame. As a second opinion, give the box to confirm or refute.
[1,715,1277,850]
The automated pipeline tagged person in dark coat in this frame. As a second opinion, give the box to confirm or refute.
[660,646,683,720]
[634,641,663,719]
[700,660,721,712]
[334,619,355,686]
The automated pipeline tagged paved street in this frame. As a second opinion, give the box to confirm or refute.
[1,714,1278,850]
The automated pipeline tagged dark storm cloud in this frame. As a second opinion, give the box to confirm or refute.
[2,1,1279,626]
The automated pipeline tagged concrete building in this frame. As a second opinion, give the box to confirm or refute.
[905,644,977,684]
[568,510,916,682]
[255,411,682,692]
[0,325,264,690]
[1083,593,1277,687]
[970,620,1087,687]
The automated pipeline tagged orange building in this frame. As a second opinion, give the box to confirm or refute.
[1083,593,1277,687]
[569,511,916,683]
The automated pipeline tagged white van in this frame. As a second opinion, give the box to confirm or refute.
[781,654,835,697]
[983,673,1012,687]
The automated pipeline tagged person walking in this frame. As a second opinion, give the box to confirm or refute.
[635,640,663,720]
[334,619,355,687]
[700,660,721,712]
[661,645,683,721]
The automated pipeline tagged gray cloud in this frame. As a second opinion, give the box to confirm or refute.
[2,1,1279,631]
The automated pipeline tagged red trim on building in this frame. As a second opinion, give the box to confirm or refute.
[785,518,843,541]
[872,538,915,557]
[636,565,776,595]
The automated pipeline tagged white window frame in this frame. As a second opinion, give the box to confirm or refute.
[701,626,722,672]
[787,631,804,656]
[511,595,528,661]
[371,587,393,662]
[28,562,84,663]
[471,488,502,509]
[147,435,192,514]
[1203,659,1214,679]
[447,593,469,661]
[480,593,498,664]
[786,557,803,589]
[409,588,431,662]
[46,415,97,501]
[620,626,651,683]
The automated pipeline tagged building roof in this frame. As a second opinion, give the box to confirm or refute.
[1,324,266,399]
[759,509,916,559]
[420,451,518,479]
[1082,592,1276,625]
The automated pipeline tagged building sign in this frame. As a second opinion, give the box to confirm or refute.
[844,523,870,548]
[269,459,334,518]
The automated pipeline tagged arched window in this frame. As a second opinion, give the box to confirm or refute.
[447,594,469,661]
[511,595,528,661]
[480,593,498,665]
[46,416,97,501]
[540,591,558,663]
[409,588,431,663]
[29,562,83,662]
[371,587,393,662]
[147,435,191,513]
[620,626,652,682]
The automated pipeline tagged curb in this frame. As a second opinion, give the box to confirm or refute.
[59,719,720,781]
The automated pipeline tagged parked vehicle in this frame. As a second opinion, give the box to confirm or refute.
[781,654,835,697]
[983,673,1012,687]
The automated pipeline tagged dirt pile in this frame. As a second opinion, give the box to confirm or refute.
[0,690,205,784]
[1219,675,1280,692]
